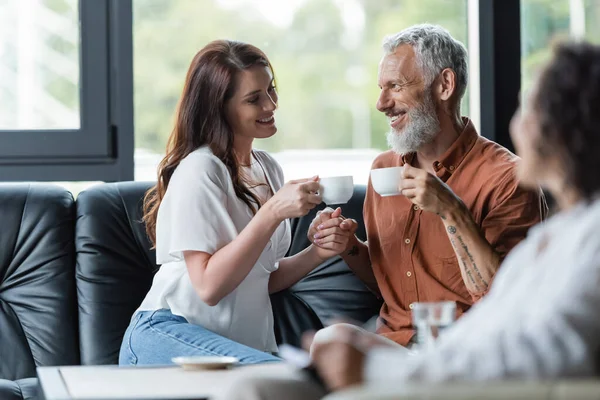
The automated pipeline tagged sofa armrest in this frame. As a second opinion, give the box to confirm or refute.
[0,378,40,400]
[323,380,600,400]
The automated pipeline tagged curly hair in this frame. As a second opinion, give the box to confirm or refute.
[534,41,600,200]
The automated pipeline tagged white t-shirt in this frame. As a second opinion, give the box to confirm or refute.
[137,147,291,353]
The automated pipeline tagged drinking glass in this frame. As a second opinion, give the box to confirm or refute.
[411,301,456,350]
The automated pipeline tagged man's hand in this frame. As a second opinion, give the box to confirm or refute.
[307,207,358,260]
[399,164,464,219]
[303,331,366,391]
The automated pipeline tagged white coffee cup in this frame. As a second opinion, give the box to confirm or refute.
[318,176,354,205]
[370,166,404,197]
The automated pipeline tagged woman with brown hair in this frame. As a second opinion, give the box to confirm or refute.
[118,40,353,366]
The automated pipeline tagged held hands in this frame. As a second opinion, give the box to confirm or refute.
[399,164,463,218]
[308,207,358,260]
[267,176,322,221]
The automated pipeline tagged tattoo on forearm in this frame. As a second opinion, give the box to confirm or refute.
[457,234,488,286]
[465,271,481,292]
[347,245,359,256]
[447,226,488,289]
[450,237,481,290]
[463,264,481,292]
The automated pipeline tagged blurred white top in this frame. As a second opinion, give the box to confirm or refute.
[137,147,290,353]
[366,197,600,382]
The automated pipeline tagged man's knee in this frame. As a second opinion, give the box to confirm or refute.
[311,323,364,355]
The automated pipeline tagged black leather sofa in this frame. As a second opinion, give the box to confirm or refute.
[0,182,380,399]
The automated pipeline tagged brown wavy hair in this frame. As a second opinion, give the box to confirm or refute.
[143,40,276,246]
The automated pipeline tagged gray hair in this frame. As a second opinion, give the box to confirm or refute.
[382,24,468,100]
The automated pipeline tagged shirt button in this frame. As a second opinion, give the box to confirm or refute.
[449,165,455,171]
[404,238,411,244]
[406,271,412,277]
[413,205,419,211]
[409,303,415,310]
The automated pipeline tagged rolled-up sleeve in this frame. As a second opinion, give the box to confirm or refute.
[481,174,547,261]
[155,154,238,264]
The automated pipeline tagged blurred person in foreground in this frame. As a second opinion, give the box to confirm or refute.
[218,40,600,399]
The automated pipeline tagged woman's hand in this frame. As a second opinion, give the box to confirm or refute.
[266,176,322,221]
[308,207,358,261]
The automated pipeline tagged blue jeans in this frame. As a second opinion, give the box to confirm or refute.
[119,309,281,366]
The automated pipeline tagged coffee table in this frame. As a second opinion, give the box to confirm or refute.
[38,363,297,400]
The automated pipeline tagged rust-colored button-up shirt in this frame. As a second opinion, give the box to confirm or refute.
[364,118,547,346]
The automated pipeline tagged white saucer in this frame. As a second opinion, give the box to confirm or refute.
[172,356,239,371]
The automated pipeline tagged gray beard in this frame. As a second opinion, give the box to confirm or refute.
[386,89,440,155]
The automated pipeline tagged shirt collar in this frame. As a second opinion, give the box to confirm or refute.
[401,117,478,181]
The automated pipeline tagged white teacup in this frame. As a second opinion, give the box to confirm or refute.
[319,176,354,205]
[370,166,404,197]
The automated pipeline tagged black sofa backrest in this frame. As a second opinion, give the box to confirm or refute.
[75,182,156,365]
[0,183,79,380]
[75,182,381,364]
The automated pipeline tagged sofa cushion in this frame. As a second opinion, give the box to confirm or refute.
[0,183,79,380]
[0,378,40,400]
[76,182,380,363]
[76,182,156,365]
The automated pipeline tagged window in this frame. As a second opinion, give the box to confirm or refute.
[521,0,600,92]
[0,0,133,182]
[133,0,470,184]
[0,0,80,130]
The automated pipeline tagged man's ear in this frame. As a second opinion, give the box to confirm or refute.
[435,68,457,101]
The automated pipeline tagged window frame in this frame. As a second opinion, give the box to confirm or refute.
[0,0,133,181]
[476,0,521,152]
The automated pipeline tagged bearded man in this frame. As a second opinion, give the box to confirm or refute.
[308,23,547,347]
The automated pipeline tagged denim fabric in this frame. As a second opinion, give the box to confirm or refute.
[119,309,281,366]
